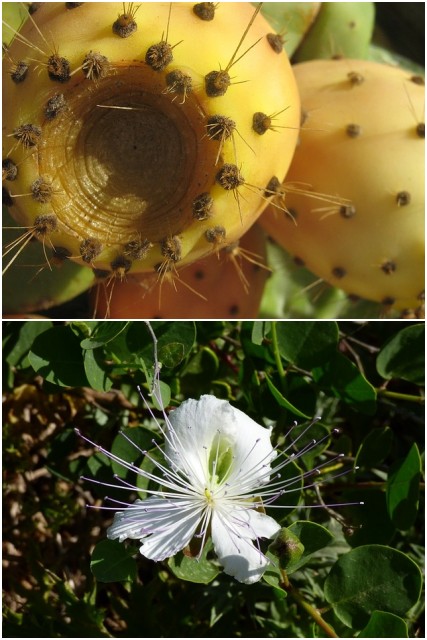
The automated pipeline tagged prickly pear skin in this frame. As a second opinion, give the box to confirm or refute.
[260,58,424,311]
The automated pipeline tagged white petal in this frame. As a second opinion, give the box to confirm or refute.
[167,395,275,489]
[166,396,227,483]
[211,507,280,584]
[107,497,204,561]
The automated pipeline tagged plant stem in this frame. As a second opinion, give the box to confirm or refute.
[279,569,339,638]
[270,321,286,384]
[375,388,424,404]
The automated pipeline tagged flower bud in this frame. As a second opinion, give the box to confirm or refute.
[269,527,305,571]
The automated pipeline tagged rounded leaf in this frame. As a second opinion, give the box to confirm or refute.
[358,610,408,638]
[168,539,219,584]
[386,443,421,530]
[324,545,422,629]
[376,324,425,385]
[28,326,89,387]
[91,539,137,583]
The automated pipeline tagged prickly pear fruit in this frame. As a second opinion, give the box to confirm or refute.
[91,223,269,319]
[3,2,300,286]
[260,58,424,312]
[293,2,375,61]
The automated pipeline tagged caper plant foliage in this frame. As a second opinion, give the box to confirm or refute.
[2,320,424,638]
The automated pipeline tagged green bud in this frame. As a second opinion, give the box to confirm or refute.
[269,527,305,571]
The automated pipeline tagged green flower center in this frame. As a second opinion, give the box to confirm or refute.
[204,434,234,502]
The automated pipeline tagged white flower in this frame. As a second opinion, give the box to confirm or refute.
[106,395,282,584]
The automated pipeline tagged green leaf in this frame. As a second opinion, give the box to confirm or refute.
[80,321,130,349]
[274,321,339,369]
[358,610,408,638]
[342,489,396,547]
[168,539,220,584]
[287,521,334,567]
[376,324,425,385]
[110,426,156,478]
[355,427,393,469]
[269,455,304,523]
[251,321,270,345]
[386,443,421,530]
[4,320,53,368]
[126,321,196,368]
[28,326,89,387]
[83,348,113,392]
[90,540,137,583]
[180,347,219,397]
[265,375,310,419]
[324,545,423,629]
[312,352,377,415]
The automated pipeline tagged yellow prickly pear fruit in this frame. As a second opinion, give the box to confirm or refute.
[91,223,270,319]
[3,2,300,281]
[260,58,424,312]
